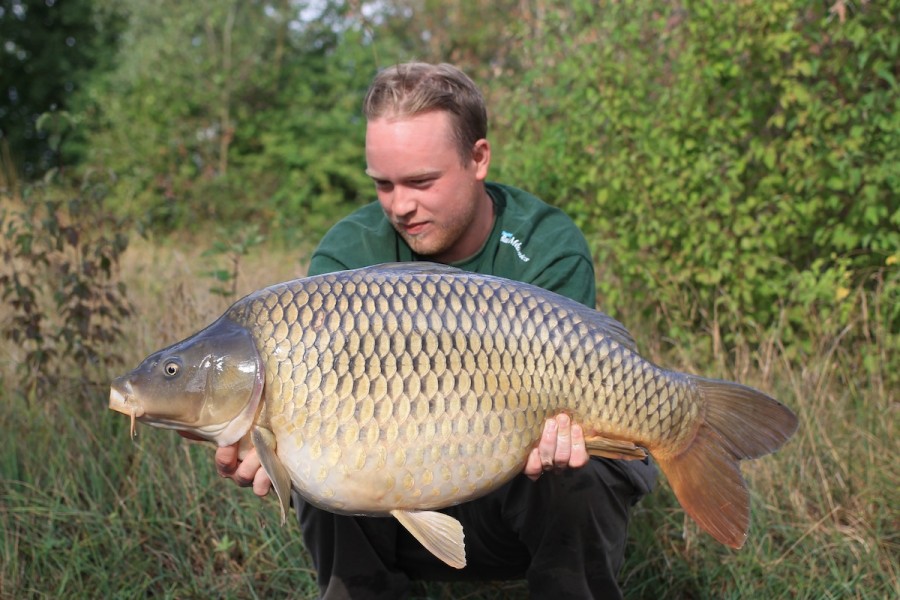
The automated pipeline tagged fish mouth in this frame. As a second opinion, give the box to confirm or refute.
[109,379,144,438]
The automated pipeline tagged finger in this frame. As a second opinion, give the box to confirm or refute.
[553,414,573,466]
[252,467,272,497]
[524,447,543,481]
[215,444,239,477]
[538,418,558,470]
[569,423,589,469]
[233,449,261,488]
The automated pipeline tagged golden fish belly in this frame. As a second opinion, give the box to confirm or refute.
[264,355,559,513]
[270,407,537,514]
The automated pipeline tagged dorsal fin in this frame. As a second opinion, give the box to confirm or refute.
[360,262,464,276]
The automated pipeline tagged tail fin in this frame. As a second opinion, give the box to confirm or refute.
[655,377,798,548]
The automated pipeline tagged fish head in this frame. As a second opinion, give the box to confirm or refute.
[109,316,264,446]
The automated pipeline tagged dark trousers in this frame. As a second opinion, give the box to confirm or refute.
[293,457,657,600]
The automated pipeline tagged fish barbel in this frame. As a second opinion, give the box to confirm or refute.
[109,263,798,568]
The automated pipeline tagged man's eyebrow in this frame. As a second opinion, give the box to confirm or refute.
[365,169,441,181]
[407,171,441,180]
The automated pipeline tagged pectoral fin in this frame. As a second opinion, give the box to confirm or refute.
[251,426,292,525]
[583,434,649,460]
[390,509,466,569]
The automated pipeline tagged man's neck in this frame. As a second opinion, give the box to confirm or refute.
[437,186,495,264]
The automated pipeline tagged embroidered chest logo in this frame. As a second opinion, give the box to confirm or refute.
[500,230,531,263]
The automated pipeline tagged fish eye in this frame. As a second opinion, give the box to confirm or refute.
[163,360,181,378]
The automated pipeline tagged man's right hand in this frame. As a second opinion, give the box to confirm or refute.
[215,444,272,498]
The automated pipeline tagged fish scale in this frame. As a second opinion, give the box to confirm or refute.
[237,267,682,514]
[110,262,798,568]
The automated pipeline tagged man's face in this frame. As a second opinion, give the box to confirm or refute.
[365,111,492,263]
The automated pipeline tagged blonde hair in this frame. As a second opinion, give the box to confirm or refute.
[363,62,488,162]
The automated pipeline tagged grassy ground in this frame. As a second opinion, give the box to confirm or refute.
[1,237,897,599]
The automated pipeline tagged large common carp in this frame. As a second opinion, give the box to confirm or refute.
[109,263,798,568]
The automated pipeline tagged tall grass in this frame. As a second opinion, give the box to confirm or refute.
[1,238,316,599]
[2,238,897,599]
[620,285,898,599]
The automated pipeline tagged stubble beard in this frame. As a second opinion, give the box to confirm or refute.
[400,209,475,262]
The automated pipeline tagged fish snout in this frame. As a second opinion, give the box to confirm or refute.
[109,378,139,414]
[109,377,145,438]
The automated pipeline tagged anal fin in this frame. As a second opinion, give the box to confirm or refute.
[583,434,649,460]
[390,509,466,569]
[251,426,292,525]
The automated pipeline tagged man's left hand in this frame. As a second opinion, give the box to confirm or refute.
[524,413,589,481]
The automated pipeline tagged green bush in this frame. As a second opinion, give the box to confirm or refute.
[493,0,899,364]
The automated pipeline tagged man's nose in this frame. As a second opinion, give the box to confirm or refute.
[390,186,416,218]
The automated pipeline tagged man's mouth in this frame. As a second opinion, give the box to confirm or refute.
[398,222,427,236]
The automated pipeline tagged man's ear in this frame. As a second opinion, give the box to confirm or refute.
[472,138,491,180]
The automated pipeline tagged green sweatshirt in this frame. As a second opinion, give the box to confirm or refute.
[308,182,596,308]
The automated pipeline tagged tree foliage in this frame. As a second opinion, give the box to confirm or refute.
[3,0,897,365]
[491,0,899,359]
[0,0,122,177]
[79,0,384,239]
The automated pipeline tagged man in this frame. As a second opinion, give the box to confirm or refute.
[214,62,656,598]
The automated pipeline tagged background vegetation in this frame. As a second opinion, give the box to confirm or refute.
[2,0,897,598]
